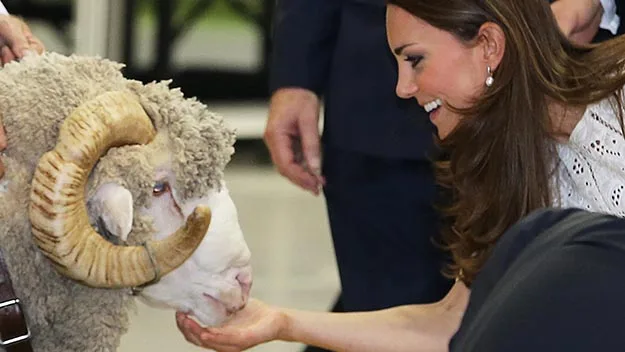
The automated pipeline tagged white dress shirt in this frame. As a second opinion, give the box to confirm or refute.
[600,0,620,34]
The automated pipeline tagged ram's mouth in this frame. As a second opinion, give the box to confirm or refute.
[203,293,239,316]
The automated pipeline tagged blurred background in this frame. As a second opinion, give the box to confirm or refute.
[5,0,339,351]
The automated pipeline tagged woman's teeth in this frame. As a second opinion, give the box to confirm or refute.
[424,98,443,113]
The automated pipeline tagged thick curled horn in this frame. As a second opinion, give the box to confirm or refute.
[29,91,212,288]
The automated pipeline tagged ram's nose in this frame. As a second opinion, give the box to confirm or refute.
[235,265,253,304]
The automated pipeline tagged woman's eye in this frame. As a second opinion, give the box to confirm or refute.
[153,181,170,196]
[404,55,423,68]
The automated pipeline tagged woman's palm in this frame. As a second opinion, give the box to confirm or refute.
[177,299,286,351]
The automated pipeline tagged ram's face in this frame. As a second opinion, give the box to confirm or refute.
[145,180,252,326]
[29,90,251,326]
[91,174,252,326]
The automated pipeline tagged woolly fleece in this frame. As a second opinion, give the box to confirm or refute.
[0,52,236,351]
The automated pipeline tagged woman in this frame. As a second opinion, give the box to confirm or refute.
[175,0,625,351]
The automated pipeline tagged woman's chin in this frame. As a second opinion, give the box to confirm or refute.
[436,129,450,141]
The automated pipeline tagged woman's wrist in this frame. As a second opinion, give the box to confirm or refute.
[275,307,296,342]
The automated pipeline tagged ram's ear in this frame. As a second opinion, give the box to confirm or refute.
[90,183,133,242]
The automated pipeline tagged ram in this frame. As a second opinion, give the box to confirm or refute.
[0,52,252,351]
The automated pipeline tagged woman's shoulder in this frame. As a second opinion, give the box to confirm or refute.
[567,96,624,149]
[556,95,625,215]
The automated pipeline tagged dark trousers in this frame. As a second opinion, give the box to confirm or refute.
[451,208,625,351]
[321,147,452,312]
[302,147,452,352]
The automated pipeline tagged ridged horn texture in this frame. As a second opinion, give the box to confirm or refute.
[29,91,212,288]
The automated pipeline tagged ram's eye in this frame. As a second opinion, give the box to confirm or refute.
[153,181,170,196]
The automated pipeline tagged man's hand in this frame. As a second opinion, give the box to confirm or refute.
[552,0,604,44]
[0,15,44,178]
[264,88,325,195]
[0,14,45,65]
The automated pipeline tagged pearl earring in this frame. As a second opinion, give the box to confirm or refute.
[485,66,494,87]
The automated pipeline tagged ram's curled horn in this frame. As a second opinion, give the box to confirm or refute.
[28,90,212,288]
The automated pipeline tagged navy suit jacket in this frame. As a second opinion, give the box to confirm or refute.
[269,0,622,160]
[269,0,433,160]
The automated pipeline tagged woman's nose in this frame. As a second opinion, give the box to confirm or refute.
[396,76,418,99]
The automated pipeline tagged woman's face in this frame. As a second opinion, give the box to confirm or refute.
[386,5,491,139]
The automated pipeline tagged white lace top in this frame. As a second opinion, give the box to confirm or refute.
[556,96,625,215]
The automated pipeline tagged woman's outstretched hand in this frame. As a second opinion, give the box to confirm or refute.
[176,299,288,352]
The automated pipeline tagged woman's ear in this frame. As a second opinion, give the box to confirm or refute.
[477,22,506,70]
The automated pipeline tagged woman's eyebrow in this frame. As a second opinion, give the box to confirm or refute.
[393,43,418,55]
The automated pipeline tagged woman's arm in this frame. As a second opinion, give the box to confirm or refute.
[177,281,470,352]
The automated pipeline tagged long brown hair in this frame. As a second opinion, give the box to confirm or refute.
[387,0,625,284]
